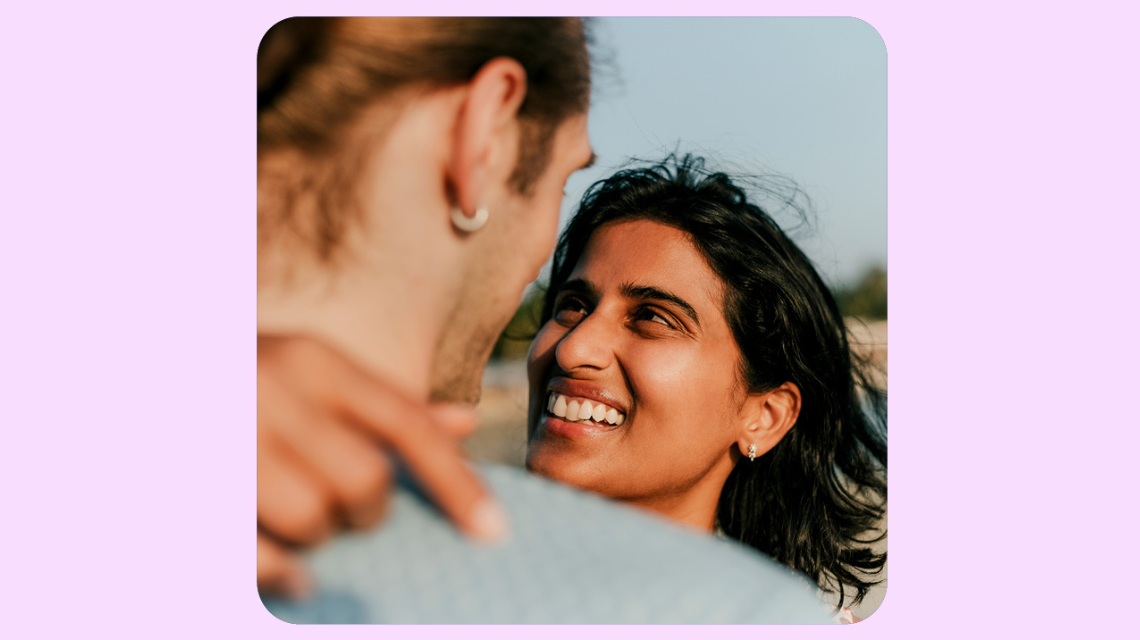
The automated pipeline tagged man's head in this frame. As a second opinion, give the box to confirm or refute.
[257,18,594,402]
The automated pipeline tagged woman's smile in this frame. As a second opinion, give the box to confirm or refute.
[536,375,630,438]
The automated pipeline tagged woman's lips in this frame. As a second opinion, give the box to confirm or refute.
[546,377,628,415]
[538,377,630,440]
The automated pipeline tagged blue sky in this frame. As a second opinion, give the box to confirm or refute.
[554,17,887,289]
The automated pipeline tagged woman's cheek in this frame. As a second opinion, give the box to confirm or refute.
[626,343,705,412]
[636,341,702,385]
[526,323,561,440]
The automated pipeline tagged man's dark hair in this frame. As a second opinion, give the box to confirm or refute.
[257,17,592,261]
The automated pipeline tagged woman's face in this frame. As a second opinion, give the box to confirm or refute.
[526,219,751,528]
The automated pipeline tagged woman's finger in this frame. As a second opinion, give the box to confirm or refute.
[257,433,335,546]
[428,403,478,440]
[257,532,312,600]
[332,368,508,543]
[268,408,395,530]
[260,343,395,531]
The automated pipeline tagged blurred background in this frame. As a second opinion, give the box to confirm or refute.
[467,17,887,468]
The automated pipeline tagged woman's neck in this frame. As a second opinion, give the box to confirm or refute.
[257,253,447,402]
[622,463,734,533]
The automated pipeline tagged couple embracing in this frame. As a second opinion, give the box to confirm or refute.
[257,17,884,624]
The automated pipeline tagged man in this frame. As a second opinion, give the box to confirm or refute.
[256,17,828,623]
[256,16,592,594]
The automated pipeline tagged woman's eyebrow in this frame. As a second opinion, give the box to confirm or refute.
[559,278,598,299]
[619,282,700,327]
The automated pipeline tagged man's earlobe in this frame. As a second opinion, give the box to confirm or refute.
[450,204,490,233]
[447,57,528,221]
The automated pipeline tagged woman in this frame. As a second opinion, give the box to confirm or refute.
[525,154,887,620]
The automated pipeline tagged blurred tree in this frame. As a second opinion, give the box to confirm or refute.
[491,287,547,360]
[835,266,887,319]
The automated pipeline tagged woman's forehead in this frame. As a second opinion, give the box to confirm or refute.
[570,219,724,308]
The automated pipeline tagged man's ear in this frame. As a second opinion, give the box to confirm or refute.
[447,57,528,220]
[736,382,801,460]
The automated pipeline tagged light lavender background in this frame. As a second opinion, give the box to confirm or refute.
[3,1,1137,639]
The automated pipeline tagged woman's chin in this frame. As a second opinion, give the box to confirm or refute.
[525,438,592,488]
[523,437,565,478]
[526,413,628,490]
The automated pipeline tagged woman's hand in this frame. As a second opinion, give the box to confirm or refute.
[256,335,507,598]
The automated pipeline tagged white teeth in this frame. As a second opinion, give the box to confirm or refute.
[547,392,626,426]
[592,403,607,422]
[578,400,594,421]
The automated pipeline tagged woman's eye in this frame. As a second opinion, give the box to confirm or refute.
[553,297,588,323]
[636,308,673,328]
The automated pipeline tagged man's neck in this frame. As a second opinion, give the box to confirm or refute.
[257,89,471,401]
[257,248,451,401]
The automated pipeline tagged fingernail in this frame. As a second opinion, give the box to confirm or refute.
[469,499,509,543]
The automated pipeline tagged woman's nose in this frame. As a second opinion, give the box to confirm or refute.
[555,312,615,373]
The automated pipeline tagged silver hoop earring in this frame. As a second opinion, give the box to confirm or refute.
[450,204,489,233]
[747,444,757,461]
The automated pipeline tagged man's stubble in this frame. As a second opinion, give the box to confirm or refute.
[428,281,515,405]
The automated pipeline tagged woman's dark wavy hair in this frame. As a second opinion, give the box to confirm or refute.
[540,154,887,606]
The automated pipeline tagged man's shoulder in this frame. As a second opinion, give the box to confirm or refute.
[263,464,831,624]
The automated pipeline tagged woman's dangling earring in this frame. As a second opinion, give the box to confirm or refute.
[450,204,489,233]
[747,444,757,461]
